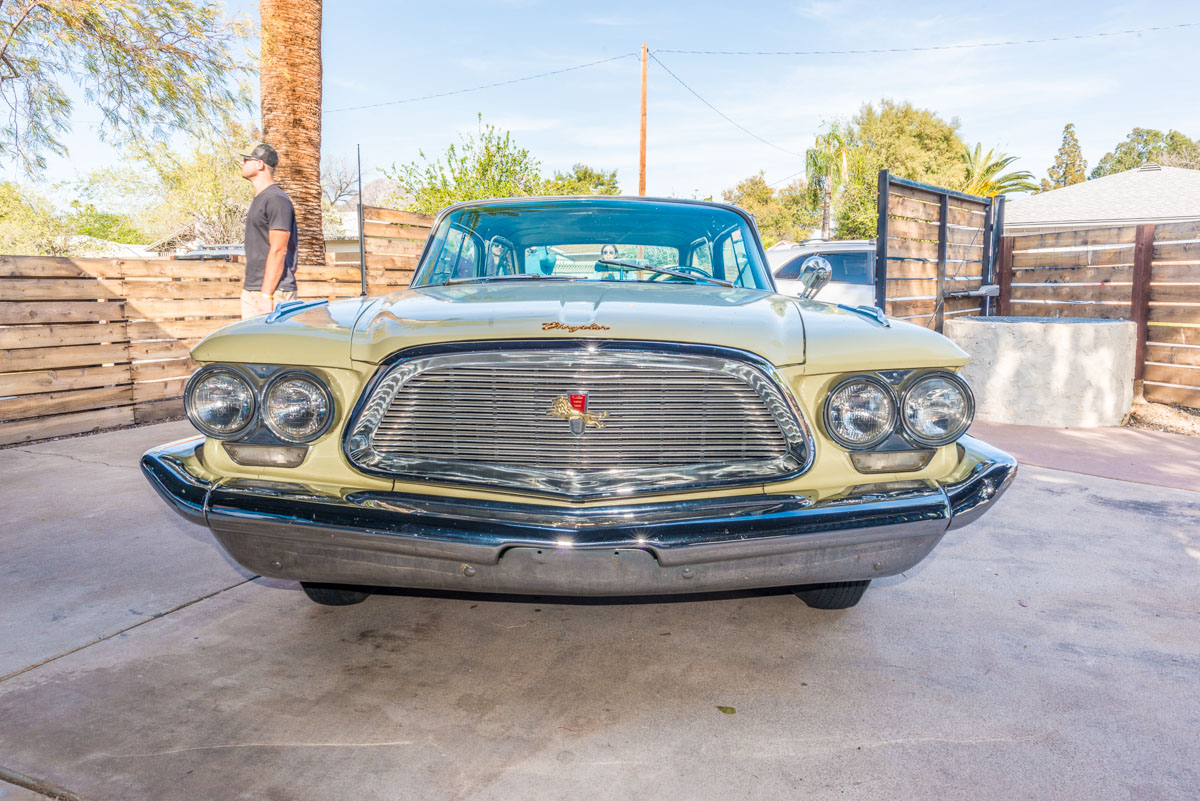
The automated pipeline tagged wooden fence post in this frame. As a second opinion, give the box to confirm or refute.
[996,236,1013,316]
[935,194,948,333]
[874,170,889,310]
[1130,223,1155,386]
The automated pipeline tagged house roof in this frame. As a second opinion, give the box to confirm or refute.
[1005,164,1200,227]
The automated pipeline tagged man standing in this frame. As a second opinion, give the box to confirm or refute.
[239,143,299,319]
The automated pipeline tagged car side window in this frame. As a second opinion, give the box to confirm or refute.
[688,239,713,271]
[718,230,748,281]
[430,225,479,281]
[822,252,874,284]
[775,255,807,280]
[774,251,876,285]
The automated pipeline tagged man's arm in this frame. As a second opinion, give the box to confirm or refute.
[261,228,290,297]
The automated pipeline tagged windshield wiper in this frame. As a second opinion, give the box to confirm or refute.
[597,259,734,288]
[444,273,570,285]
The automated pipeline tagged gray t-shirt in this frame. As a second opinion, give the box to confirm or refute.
[243,184,298,291]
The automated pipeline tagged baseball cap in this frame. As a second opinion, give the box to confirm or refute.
[240,142,279,168]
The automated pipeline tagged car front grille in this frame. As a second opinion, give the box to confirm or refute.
[345,344,812,498]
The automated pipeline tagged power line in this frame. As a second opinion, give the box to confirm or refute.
[319,22,1196,115]
[323,52,639,114]
[655,21,1199,56]
[648,52,805,158]
[768,170,806,187]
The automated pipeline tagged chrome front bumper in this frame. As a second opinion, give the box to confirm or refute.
[141,436,1016,596]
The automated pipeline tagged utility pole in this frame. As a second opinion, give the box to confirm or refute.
[357,144,367,296]
[639,42,647,196]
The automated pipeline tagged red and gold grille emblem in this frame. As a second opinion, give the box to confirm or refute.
[547,393,608,437]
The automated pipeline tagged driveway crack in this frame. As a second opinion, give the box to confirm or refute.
[0,577,256,685]
[11,449,132,470]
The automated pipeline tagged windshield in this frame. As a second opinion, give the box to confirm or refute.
[411,199,773,291]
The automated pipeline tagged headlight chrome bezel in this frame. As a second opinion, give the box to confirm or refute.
[822,373,899,451]
[261,370,336,444]
[900,370,974,447]
[184,365,258,440]
[184,364,336,445]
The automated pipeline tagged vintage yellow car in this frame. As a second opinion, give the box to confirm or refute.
[142,196,1016,610]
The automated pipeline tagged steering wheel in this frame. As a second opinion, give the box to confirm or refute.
[647,265,715,282]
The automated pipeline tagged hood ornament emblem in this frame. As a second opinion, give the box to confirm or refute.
[548,393,608,437]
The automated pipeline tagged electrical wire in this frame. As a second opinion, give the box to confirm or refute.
[655,21,1199,56]
[648,52,805,158]
[767,169,806,187]
[323,52,639,114]
[320,22,1196,116]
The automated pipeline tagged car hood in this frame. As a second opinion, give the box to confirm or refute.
[350,281,807,365]
[192,283,968,374]
[191,297,374,368]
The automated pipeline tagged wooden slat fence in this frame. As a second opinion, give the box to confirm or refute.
[876,172,996,331]
[996,219,1200,409]
[326,206,432,288]
[0,207,433,446]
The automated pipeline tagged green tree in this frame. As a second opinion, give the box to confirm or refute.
[384,117,546,215]
[79,122,256,245]
[959,144,1037,196]
[721,172,819,247]
[1040,124,1087,192]
[0,182,71,255]
[67,203,146,244]
[545,164,620,195]
[806,124,850,239]
[834,100,967,239]
[0,0,251,174]
[1090,128,1200,177]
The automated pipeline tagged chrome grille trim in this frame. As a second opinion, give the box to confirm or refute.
[345,342,813,498]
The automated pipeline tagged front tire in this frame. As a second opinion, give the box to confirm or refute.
[793,580,870,610]
[300,582,370,606]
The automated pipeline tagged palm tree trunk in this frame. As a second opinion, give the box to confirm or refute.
[260,0,324,268]
[821,180,831,239]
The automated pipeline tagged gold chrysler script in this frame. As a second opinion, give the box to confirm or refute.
[542,322,611,333]
[547,397,608,431]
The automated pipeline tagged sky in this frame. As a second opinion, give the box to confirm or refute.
[23,0,1200,202]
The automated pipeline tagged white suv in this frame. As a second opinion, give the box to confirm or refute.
[767,239,877,307]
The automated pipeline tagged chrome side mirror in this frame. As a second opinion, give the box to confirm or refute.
[798,255,832,299]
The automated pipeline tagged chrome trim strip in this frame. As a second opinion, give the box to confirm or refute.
[343,341,816,499]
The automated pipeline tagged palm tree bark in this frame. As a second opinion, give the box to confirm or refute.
[260,0,324,267]
[821,181,831,239]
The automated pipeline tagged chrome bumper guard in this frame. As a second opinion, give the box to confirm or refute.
[141,436,1016,596]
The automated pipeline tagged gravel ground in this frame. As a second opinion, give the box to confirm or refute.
[1126,397,1200,437]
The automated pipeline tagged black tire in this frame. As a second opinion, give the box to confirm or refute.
[300,582,370,606]
[793,580,870,610]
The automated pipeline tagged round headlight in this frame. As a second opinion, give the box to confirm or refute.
[824,375,897,450]
[263,372,333,443]
[185,368,255,438]
[901,372,973,446]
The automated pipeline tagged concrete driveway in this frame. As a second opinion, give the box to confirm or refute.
[1,422,1198,800]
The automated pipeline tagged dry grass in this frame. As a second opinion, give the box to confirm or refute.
[1126,397,1200,437]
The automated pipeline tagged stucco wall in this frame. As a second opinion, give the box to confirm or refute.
[945,317,1136,428]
